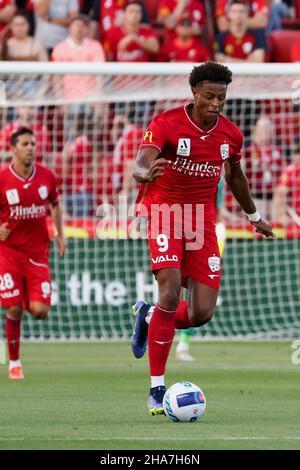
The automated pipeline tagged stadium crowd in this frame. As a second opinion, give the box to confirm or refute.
[0,0,300,227]
[0,0,298,63]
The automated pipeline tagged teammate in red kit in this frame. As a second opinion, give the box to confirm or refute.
[131,61,275,415]
[0,127,66,380]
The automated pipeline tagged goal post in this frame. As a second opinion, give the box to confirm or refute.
[0,62,300,340]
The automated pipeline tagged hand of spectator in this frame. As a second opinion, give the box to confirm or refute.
[164,14,179,30]
[117,34,138,50]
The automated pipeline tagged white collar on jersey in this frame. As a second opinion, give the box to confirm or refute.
[184,103,220,134]
[9,163,36,182]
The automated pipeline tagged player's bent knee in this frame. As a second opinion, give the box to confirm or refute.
[29,306,50,320]
[7,305,23,319]
[190,307,214,327]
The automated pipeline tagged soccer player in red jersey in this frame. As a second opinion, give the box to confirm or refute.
[0,127,66,380]
[131,61,275,415]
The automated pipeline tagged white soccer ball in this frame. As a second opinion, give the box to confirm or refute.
[163,381,206,422]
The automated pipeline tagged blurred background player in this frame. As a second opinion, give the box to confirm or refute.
[111,106,144,198]
[175,177,226,361]
[244,115,284,220]
[273,145,300,226]
[0,127,66,379]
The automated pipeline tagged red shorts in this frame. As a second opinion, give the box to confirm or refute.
[148,213,221,290]
[0,247,52,308]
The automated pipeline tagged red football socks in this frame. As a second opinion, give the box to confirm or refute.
[174,300,193,329]
[148,304,176,376]
[6,316,21,361]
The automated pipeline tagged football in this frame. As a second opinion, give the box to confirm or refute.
[163,381,206,422]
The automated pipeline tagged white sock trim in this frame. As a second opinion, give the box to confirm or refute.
[157,304,177,313]
[9,359,21,369]
[151,375,165,388]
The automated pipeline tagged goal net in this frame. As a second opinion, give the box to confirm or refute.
[0,62,300,340]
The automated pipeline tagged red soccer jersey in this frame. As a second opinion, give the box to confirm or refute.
[54,134,93,193]
[136,104,243,213]
[215,29,266,59]
[158,0,206,26]
[67,135,93,193]
[159,36,209,62]
[100,0,126,42]
[278,161,300,215]
[0,164,58,259]
[105,25,158,61]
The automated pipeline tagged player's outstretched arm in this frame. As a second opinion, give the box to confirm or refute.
[50,202,67,256]
[133,147,171,183]
[224,160,275,238]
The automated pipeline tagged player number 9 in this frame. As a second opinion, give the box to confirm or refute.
[157,234,168,252]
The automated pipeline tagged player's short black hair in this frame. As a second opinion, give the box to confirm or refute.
[189,61,233,88]
[10,127,34,146]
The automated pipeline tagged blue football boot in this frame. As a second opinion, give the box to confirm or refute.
[147,386,166,415]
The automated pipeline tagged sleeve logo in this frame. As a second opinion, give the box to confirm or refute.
[220,143,229,160]
[38,185,48,200]
[177,138,191,156]
[6,189,20,205]
[143,130,153,143]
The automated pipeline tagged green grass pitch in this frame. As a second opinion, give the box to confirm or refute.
[0,341,299,450]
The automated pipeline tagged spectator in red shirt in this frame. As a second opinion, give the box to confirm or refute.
[105,0,159,62]
[215,0,266,62]
[215,0,269,32]
[0,107,52,166]
[158,16,209,62]
[273,146,300,226]
[157,0,205,41]
[244,115,284,219]
[89,0,149,42]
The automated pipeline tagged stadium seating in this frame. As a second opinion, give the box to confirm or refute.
[267,29,300,62]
